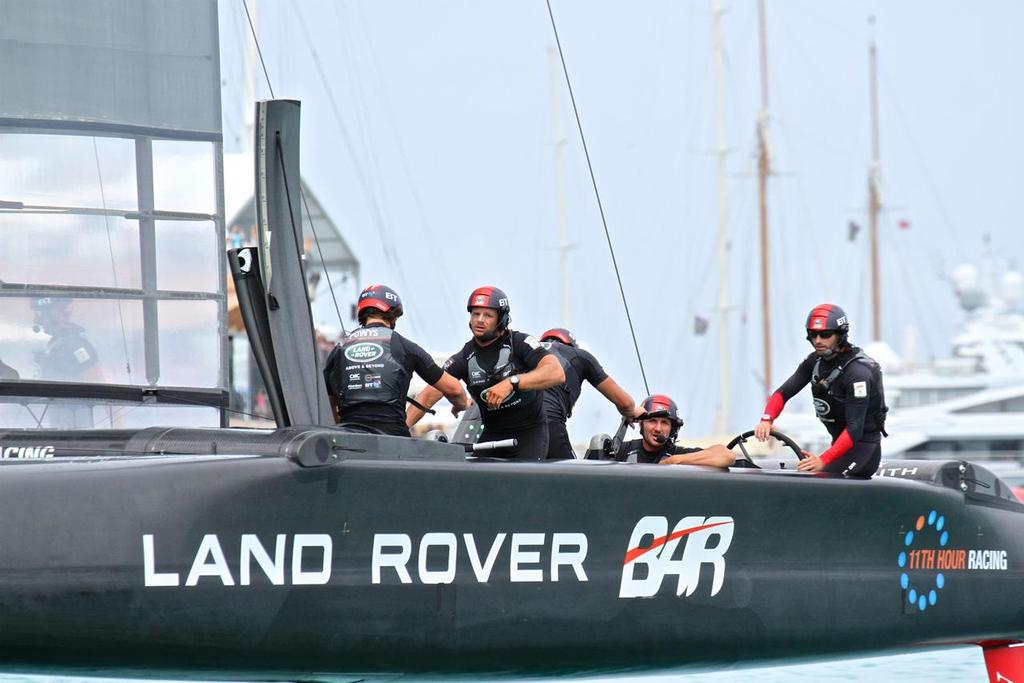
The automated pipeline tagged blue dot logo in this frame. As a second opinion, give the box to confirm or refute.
[897,510,950,613]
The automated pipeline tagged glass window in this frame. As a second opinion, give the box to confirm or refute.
[152,140,216,214]
[0,399,218,430]
[0,213,142,289]
[155,220,220,292]
[158,300,222,388]
[0,134,137,210]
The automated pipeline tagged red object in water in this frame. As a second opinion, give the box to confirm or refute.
[982,641,1024,682]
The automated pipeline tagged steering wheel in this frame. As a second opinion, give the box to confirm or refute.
[726,429,805,466]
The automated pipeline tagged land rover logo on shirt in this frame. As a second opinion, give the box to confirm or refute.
[814,398,831,416]
[345,342,384,363]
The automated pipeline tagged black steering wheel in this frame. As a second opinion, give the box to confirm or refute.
[726,429,805,466]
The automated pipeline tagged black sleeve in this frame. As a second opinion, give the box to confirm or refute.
[775,354,815,400]
[397,336,444,385]
[323,346,341,395]
[512,331,550,370]
[442,347,467,381]
[839,362,873,442]
[576,349,609,386]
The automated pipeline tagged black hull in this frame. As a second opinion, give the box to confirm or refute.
[0,427,1021,679]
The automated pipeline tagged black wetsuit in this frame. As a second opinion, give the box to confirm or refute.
[37,324,98,382]
[615,438,701,464]
[542,342,609,459]
[323,323,443,437]
[443,330,551,459]
[771,345,887,476]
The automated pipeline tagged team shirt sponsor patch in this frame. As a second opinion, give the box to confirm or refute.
[523,335,541,349]
[853,380,867,398]
[74,347,92,364]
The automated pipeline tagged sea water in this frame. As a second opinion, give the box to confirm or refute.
[0,646,989,682]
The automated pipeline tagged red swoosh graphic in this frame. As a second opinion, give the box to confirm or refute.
[623,520,734,565]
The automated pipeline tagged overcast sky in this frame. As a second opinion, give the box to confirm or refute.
[217,0,1024,440]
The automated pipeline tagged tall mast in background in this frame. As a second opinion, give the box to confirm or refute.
[712,0,731,435]
[868,16,882,342]
[243,0,259,152]
[756,0,772,398]
[548,47,572,327]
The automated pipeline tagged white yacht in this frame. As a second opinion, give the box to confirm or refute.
[778,263,1024,461]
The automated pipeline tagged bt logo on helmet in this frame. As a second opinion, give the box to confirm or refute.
[836,315,848,327]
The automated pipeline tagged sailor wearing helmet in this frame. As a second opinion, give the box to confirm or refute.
[31,297,102,383]
[753,304,887,476]
[616,395,734,466]
[323,284,467,436]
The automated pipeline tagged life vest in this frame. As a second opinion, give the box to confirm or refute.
[811,350,888,435]
[334,326,409,409]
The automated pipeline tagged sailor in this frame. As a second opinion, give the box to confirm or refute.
[538,327,642,459]
[615,395,734,466]
[753,303,887,476]
[323,284,467,436]
[31,297,102,383]
[408,286,565,459]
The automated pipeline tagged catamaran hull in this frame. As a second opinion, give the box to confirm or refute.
[0,428,1021,679]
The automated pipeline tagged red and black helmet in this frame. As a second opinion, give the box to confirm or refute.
[805,303,849,342]
[540,327,577,347]
[357,284,403,321]
[467,286,511,329]
[641,394,684,438]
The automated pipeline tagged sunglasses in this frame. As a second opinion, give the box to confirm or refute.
[806,330,836,341]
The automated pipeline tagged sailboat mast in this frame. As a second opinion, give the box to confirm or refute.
[712,0,731,435]
[868,16,882,342]
[548,47,571,327]
[757,0,772,398]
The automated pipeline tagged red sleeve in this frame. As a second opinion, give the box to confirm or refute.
[762,391,785,421]
[819,430,854,464]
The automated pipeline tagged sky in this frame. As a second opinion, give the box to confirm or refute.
[216,0,1024,442]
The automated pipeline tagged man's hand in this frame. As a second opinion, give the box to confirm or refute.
[796,451,825,472]
[620,404,645,425]
[452,398,470,418]
[754,419,773,442]
[484,379,513,410]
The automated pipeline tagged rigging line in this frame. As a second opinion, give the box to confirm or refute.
[276,134,325,422]
[545,0,650,396]
[241,0,276,98]
[92,137,133,382]
[298,187,347,335]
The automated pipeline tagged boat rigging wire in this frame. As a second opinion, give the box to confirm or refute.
[545,0,650,396]
[240,0,347,336]
[91,137,133,383]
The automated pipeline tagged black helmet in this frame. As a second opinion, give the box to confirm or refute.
[640,394,684,439]
[805,303,849,344]
[31,296,71,313]
[357,284,403,323]
[467,286,511,329]
[540,327,576,347]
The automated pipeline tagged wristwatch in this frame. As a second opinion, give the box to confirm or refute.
[509,374,520,388]
[760,414,773,422]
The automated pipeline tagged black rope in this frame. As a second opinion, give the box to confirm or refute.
[275,134,327,422]
[241,0,276,98]
[298,188,347,335]
[545,0,650,396]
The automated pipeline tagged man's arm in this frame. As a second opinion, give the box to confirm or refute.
[433,371,468,417]
[593,377,643,421]
[754,357,814,440]
[407,385,444,427]
[659,444,735,467]
[483,354,565,410]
